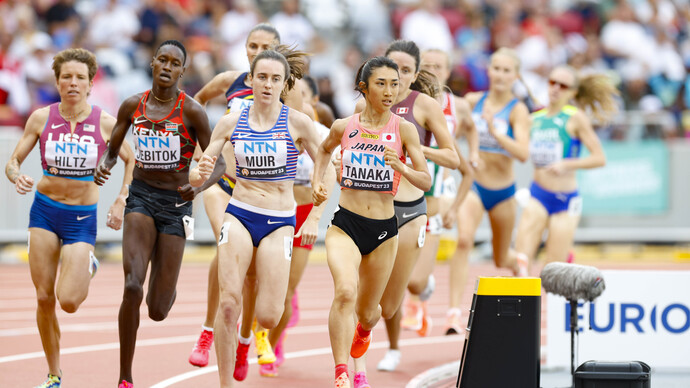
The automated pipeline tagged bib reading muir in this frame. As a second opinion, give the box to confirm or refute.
[231,105,298,181]
[235,139,288,177]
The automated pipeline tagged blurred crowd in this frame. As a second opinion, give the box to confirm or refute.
[1,0,690,139]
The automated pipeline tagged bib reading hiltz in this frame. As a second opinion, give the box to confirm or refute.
[45,138,100,177]
[40,104,107,181]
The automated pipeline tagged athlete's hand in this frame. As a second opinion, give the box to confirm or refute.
[190,155,217,187]
[295,217,318,246]
[14,174,34,195]
[384,146,404,172]
[481,108,496,136]
[106,199,125,230]
[545,161,567,176]
[312,182,328,206]
[442,205,458,229]
[94,153,116,186]
[177,184,197,201]
[469,152,481,171]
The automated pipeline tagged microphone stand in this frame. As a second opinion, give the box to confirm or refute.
[569,299,578,377]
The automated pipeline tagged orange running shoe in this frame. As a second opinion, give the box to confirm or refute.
[350,323,371,359]
[401,297,422,331]
[416,301,433,337]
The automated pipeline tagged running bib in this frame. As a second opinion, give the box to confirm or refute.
[44,140,99,177]
[235,140,288,178]
[340,148,394,191]
[530,140,563,167]
[229,98,253,113]
[133,133,181,171]
[474,113,509,150]
[295,153,314,186]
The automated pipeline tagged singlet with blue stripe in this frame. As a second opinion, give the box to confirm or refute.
[231,104,298,181]
[472,92,519,156]
[529,105,581,168]
[225,72,254,114]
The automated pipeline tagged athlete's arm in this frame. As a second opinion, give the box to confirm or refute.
[312,118,346,206]
[190,112,239,187]
[194,71,239,106]
[455,96,479,167]
[396,120,431,192]
[5,107,46,194]
[95,94,140,185]
[182,98,226,197]
[443,144,474,228]
[416,93,459,169]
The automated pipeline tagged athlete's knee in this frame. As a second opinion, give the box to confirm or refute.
[148,298,174,321]
[333,283,357,310]
[356,304,382,329]
[122,276,144,303]
[256,306,283,329]
[455,233,474,252]
[407,277,426,295]
[380,301,398,320]
[218,292,242,324]
[58,294,85,314]
[36,290,56,311]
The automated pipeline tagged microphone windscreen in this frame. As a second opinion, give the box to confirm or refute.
[540,262,605,301]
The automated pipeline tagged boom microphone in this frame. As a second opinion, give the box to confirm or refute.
[540,262,605,302]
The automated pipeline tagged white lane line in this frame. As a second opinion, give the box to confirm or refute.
[0,325,330,363]
[150,335,465,387]
[0,335,198,364]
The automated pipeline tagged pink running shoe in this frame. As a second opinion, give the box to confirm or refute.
[274,331,287,367]
[353,371,371,388]
[233,342,249,381]
[118,380,133,388]
[188,329,214,367]
[259,362,278,377]
[287,290,299,328]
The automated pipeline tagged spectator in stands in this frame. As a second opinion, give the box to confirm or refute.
[44,0,81,50]
[217,0,263,72]
[269,0,315,51]
[400,0,453,52]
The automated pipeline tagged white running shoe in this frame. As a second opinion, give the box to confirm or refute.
[377,349,401,372]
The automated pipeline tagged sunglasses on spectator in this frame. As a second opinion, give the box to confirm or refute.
[548,79,573,90]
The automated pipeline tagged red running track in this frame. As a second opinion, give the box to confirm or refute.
[3,259,686,387]
[0,261,476,388]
